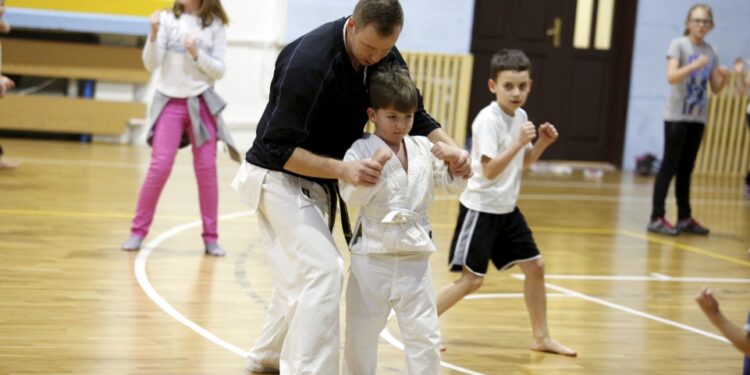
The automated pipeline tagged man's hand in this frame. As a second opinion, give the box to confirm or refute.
[432,142,471,178]
[537,122,559,146]
[341,159,384,187]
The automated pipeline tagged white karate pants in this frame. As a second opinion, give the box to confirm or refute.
[343,253,441,375]
[247,171,344,375]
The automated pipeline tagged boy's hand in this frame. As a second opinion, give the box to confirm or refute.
[372,147,392,167]
[695,287,720,317]
[518,121,537,145]
[432,142,471,178]
[431,141,460,161]
[537,122,559,145]
[341,159,383,187]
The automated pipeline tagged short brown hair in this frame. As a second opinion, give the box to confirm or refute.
[369,62,418,113]
[173,0,230,28]
[353,0,403,37]
[490,49,532,80]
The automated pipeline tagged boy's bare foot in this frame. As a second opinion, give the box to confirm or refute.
[0,159,19,169]
[439,343,446,352]
[531,337,577,357]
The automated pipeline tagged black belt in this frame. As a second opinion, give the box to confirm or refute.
[321,181,353,245]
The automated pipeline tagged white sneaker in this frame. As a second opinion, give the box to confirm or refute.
[204,242,226,257]
[121,235,143,251]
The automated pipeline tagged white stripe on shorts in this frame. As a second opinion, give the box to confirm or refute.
[450,208,479,272]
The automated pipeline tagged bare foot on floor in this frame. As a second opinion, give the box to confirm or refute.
[531,337,577,357]
[439,343,446,352]
[0,159,19,169]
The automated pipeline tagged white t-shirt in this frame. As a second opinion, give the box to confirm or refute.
[143,12,227,98]
[460,102,532,214]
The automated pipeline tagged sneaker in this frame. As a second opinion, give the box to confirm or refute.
[647,217,679,236]
[204,242,225,257]
[676,218,710,235]
[121,235,143,251]
[246,358,279,373]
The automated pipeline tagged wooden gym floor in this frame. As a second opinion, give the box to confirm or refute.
[0,138,748,374]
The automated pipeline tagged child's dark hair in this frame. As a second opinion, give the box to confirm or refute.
[490,49,532,80]
[369,63,418,113]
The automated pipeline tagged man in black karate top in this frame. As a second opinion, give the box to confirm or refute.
[233,1,470,373]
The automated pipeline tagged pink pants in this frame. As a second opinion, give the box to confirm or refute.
[130,98,219,243]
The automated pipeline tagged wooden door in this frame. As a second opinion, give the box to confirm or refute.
[468,0,637,165]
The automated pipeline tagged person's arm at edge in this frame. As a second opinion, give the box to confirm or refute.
[696,287,750,356]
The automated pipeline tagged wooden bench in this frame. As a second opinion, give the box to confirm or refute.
[0,37,149,136]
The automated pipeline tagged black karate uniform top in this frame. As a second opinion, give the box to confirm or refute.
[245,17,442,182]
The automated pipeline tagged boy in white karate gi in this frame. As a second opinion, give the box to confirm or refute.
[339,63,467,375]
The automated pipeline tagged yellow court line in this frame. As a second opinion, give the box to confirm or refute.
[621,229,750,267]
[534,225,750,268]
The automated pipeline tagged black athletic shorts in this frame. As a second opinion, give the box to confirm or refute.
[448,204,540,275]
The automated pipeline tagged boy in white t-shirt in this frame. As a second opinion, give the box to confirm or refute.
[435,49,576,356]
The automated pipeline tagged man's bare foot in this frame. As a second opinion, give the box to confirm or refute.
[0,159,19,170]
[531,337,577,357]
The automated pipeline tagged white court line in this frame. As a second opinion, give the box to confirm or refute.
[523,273,750,283]
[379,312,486,375]
[510,275,730,344]
[134,212,251,358]
[135,211,488,373]
[465,292,569,300]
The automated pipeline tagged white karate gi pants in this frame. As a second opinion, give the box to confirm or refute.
[247,171,344,375]
[343,253,441,375]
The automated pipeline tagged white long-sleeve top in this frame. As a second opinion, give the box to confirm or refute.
[340,134,467,255]
[142,11,227,98]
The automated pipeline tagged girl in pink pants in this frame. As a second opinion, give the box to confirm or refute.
[122,0,237,256]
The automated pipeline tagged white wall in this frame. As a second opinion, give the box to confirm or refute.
[217,0,287,152]
[285,0,474,53]
[623,0,750,170]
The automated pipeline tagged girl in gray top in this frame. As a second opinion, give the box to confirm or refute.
[648,3,728,236]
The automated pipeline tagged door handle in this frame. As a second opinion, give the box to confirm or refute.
[546,17,562,48]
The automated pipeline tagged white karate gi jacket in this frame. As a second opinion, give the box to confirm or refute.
[340,134,467,254]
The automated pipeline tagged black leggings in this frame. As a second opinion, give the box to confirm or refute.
[650,121,705,220]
